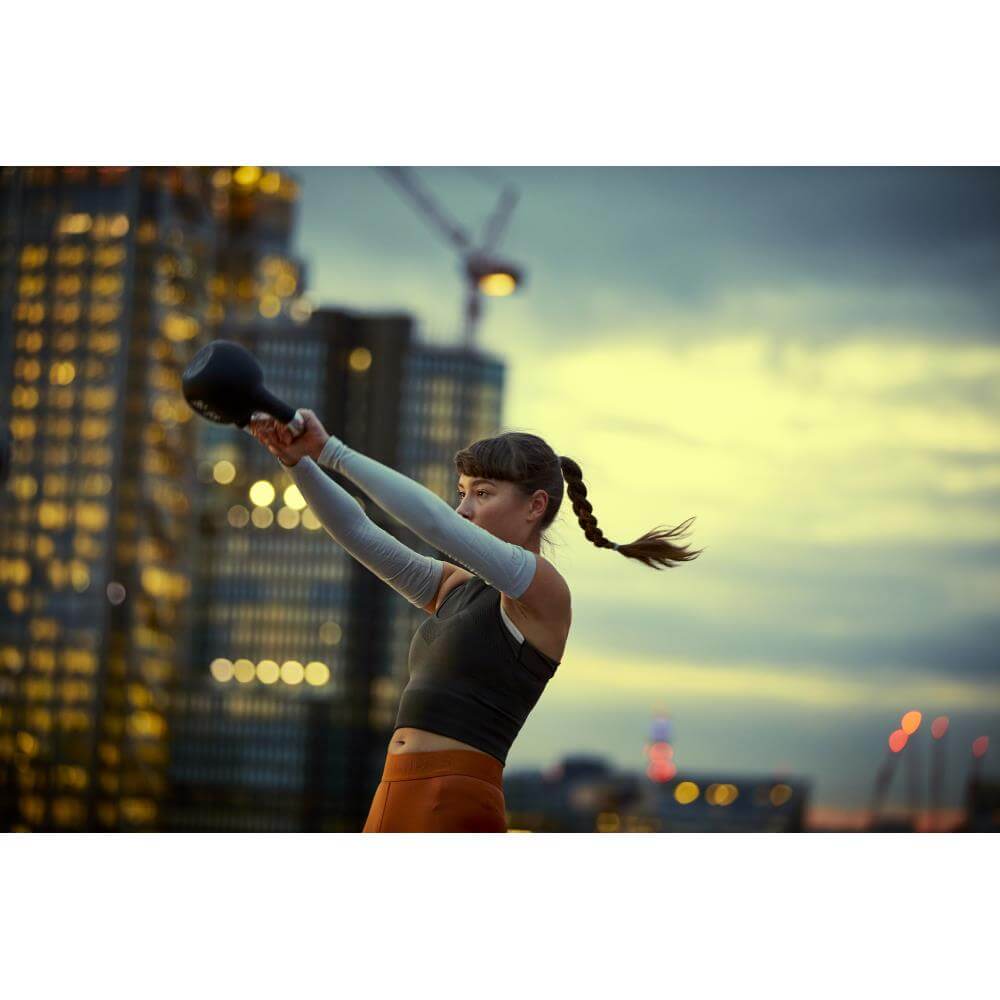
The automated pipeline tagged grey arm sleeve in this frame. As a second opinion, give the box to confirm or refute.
[317,434,537,598]
[285,457,445,610]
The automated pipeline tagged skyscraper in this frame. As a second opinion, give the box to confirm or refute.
[0,166,306,831]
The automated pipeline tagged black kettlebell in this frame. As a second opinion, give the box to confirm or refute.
[182,340,295,429]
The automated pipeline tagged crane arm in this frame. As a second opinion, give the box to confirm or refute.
[479,186,518,254]
[376,167,473,253]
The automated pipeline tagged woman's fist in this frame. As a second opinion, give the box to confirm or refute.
[246,408,328,467]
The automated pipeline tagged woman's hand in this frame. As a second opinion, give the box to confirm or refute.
[246,408,329,467]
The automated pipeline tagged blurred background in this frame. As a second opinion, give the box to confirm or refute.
[0,165,997,833]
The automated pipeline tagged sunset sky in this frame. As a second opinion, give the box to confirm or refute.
[290,166,1000,824]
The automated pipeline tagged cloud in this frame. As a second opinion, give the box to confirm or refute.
[294,166,1000,350]
[542,648,1000,713]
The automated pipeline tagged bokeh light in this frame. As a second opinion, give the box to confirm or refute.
[769,784,792,807]
[889,729,908,753]
[227,505,250,528]
[304,662,330,686]
[249,480,275,506]
[213,460,235,485]
[256,660,280,685]
[931,716,950,739]
[283,485,306,510]
[674,781,699,804]
[901,710,922,734]
[277,506,300,529]
[251,506,274,528]
[280,660,304,685]
[319,621,342,645]
[210,658,234,682]
[479,272,517,296]
[972,736,989,759]
[233,659,255,684]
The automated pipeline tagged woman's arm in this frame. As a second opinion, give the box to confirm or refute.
[252,410,537,598]
[245,418,444,610]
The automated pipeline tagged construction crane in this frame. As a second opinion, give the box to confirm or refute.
[375,167,525,350]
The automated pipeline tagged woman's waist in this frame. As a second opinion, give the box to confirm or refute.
[383,729,504,787]
[389,726,493,757]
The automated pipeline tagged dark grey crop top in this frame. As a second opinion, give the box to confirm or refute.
[394,575,561,765]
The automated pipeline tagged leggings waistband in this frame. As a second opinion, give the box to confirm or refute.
[379,749,504,789]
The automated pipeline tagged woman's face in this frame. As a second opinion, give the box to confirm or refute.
[455,474,546,547]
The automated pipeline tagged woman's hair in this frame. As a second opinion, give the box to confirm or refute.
[454,431,704,569]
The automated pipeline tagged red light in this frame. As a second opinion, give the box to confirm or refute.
[889,729,908,753]
[972,736,989,759]
[648,741,673,760]
[646,760,676,783]
[931,716,950,740]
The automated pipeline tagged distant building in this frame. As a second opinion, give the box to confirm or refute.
[0,166,231,831]
[959,776,1000,832]
[504,755,811,832]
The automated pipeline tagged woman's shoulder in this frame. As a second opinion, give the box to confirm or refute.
[510,554,571,624]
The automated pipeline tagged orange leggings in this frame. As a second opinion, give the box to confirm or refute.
[362,749,507,833]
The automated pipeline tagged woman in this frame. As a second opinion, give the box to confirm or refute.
[247,409,703,832]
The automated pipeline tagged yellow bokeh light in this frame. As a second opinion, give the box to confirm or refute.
[305,661,330,686]
[213,460,236,484]
[596,811,620,832]
[301,509,321,530]
[770,784,793,807]
[674,781,700,805]
[11,475,38,501]
[901,710,922,734]
[348,347,372,372]
[251,506,274,528]
[227,505,250,528]
[478,272,517,297]
[256,660,280,685]
[259,295,281,319]
[283,485,306,510]
[277,506,300,530]
[249,480,275,507]
[259,172,281,195]
[210,658,234,682]
[50,361,76,385]
[319,621,342,645]
[234,166,262,187]
[233,659,255,683]
[280,660,304,685]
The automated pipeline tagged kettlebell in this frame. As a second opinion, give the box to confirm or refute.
[182,340,296,429]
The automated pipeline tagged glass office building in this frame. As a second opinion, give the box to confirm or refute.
[0,166,303,830]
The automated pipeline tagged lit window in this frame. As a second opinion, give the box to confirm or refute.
[58,213,92,235]
[234,165,262,187]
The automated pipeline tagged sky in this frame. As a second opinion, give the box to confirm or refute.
[289,166,1000,825]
